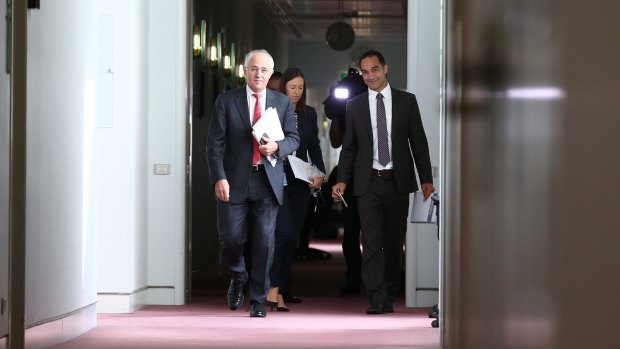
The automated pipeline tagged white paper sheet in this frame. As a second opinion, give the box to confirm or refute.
[286,155,314,183]
[252,107,283,167]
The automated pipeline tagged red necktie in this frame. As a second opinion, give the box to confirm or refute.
[252,93,262,165]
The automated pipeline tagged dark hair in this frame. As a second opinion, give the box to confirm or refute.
[267,71,282,91]
[270,70,282,81]
[279,67,307,117]
[358,49,386,68]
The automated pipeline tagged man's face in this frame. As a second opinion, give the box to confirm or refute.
[360,56,389,92]
[245,53,273,92]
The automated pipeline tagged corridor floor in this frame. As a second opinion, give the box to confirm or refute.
[49,240,440,349]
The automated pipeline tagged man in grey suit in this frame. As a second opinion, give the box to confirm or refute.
[207,49,300,317]
[332,49,435,314]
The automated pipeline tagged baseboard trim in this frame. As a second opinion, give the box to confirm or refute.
[24,303,96,349]
[97,287,148,313]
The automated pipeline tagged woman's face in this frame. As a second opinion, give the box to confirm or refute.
[285,76,304,105]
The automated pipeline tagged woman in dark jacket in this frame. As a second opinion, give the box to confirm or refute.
[266,68,326,311]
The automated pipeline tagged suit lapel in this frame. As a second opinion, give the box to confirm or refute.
[234,87,251,132]
[265,89,279,121]
[360,92,373,140]
[390,88,403,142]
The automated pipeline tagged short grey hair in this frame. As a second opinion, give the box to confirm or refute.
[244,49,275,70]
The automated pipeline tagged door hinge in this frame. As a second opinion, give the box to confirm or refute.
[0,298,6,315]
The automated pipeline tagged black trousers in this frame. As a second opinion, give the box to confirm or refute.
[269,165,312,295]
[356,175,409,305]
[329,165,362,285]
[217,169,279,303]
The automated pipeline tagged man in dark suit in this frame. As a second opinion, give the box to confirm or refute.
[331,49,435,314]
[207,49,300,317]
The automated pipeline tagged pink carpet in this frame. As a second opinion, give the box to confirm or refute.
[50,241,440,349]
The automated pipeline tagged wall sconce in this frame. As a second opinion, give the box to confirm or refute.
[223,48,232,77]
[192,25,202,58]
[237,64,245,84]
[209,37,218,70]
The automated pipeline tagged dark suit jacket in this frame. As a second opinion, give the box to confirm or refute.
[337,87,433,196]
[292,105,326,174]
[206,86,300,205]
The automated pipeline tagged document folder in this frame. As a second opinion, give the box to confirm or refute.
[411,192,439,223]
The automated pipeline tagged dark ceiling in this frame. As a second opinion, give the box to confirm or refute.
[257,0,408,41]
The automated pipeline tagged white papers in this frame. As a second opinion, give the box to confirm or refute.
[410,191,438,223]
[286,156,315,183]
[252,107,284,167]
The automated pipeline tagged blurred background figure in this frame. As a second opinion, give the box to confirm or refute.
[323,67,367,294]
[267,70,282,91]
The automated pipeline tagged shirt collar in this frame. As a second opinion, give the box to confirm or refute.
[246,85,265,98]
[368,83,391,100]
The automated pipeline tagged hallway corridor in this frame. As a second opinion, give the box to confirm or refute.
[49,240,440,349]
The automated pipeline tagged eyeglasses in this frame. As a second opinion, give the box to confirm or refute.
[247,67,271,75]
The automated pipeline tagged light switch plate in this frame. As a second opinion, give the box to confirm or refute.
[153,164,171,175]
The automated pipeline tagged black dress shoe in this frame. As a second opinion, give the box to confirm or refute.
[383,302,394,313]
[366,303,386,315]
[249,301,267,317]
[282,294,302,303]
[226,273,247,310]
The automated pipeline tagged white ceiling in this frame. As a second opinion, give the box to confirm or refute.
[257,0,408,41]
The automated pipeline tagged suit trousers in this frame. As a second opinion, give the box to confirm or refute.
[217,169,279,303]
[328,165,362,284]
[356,175,409,305]
[270,165,312,295]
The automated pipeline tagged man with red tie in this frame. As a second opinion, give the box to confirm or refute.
[207,49,299,317]
[332,50,435,314]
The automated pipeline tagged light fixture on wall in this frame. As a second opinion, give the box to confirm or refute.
[222,48,232,76]
[223,43,237,78]
[208,37,218,70]
[192,25,202,58]
[237,63,245,84]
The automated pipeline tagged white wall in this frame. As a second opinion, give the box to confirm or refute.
[146,0,187,306]
[0,0,10,339]
[96,0,188,312]
[21,0,99,345]
[4,0,185,345]
[405,0,442,307]
[95,0,150,313]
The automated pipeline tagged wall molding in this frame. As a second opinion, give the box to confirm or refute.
[97,285,177,313]
[24,303,96,349]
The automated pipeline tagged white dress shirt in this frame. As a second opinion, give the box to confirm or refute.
[246,86,266,124]
[368,84,393,170]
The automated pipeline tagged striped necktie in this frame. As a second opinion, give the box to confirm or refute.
[376,93,390,166]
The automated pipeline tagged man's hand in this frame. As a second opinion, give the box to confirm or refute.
[258,137,279,157]
[421,183,435,200]
[310,175,325,190]
[331,182,347,201]
[214,179,230,202]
